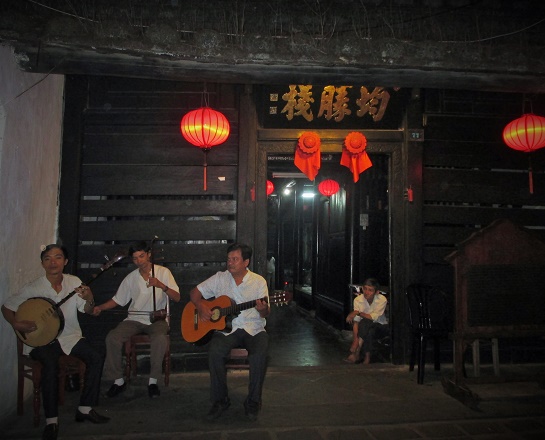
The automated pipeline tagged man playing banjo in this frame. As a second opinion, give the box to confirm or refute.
[1,244,110,440]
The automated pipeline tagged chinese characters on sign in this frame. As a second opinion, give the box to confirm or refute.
[275,85,393,123]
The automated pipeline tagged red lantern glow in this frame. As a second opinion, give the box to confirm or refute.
[180,107,230,190]
[318,179,340,197]
[502,114,545,152]
[502,113,545,194]
[266,180,274,196]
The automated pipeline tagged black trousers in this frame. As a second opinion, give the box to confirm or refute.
[207,328,269,404]
[357,318,389,355]
[30,338,104,418]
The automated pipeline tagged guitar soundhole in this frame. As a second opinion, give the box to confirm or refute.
[210,308,221,323]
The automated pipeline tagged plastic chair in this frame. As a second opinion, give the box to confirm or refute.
[406,284,451,384]
[17,338,86,427]
[124,302,171,386]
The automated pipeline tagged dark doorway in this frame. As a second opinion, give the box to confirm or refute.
[267,153,390,332]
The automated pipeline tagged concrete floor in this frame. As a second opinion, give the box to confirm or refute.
[3,303,545,439]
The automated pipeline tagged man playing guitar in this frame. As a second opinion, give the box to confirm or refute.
[1,244,110,440]
[189,243,270,422]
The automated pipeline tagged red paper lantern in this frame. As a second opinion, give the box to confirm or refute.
[502,113,545,194]
[180,107,230,190]
[318,179,340,197]
[502,114,545,152]
[266,180,274,196]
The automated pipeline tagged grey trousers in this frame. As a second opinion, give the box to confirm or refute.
[208,328,269,404]
[103,319,169,381]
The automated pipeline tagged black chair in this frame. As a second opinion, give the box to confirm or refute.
[406,284,451,384]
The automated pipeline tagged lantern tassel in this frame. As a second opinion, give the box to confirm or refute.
[203,149,208,191]
[528,155,534,194]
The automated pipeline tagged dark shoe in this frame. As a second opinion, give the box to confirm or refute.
[75,409,110,424]
[206,397,230,421]
[106,383,126,398]
[244,398,260,421]
[148,383,160,398]
[42,423,58,440]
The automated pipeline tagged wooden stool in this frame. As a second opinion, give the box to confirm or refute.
[124,334,171,386]
[226,348,249,369]
[17,339,86,427]
[58,355,86,404]
[471,338,500,377]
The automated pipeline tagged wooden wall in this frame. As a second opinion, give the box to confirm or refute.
[59,76,239,351]
[421,89,545,300]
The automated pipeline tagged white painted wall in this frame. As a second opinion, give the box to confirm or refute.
[0,44,65,425]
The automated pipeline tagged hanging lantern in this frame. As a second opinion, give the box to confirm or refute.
[180,107,230,191]
[318,179,340,197]
[502,113,545,194]
[266,180,275,196]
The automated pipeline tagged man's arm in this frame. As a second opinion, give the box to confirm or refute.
[189,287,213,321]
[1,304,37,334]
[92,298,120,316]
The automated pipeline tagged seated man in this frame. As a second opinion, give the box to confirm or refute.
[93,240,180,398]
[189,243,270,422]
[344,278,388,364]
[2,244,109,440]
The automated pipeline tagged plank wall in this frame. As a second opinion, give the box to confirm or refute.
[60,76,239,351]
[422,89,545,295]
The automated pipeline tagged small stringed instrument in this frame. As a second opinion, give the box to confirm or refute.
[181,290,292,344]
[15,252,126,347]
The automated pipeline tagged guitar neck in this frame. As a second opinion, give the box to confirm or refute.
[220,298,267,317]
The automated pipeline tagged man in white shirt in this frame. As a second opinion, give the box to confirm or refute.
[189,243,270,421]
[93,241,180,399]
[2,244,109,440]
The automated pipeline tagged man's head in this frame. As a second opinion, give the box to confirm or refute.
[226,243,252,277]
[129,241,152,269]
[362,278,381,301]
[40,244,68,275]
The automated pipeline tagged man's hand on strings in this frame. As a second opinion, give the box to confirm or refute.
[255,298,269,317]
[76,285,93,302]
[14,319,38,334]
[196,301,213,322]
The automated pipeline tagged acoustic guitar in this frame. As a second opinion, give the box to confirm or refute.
[15,252,126,348]
[181,290,292,344]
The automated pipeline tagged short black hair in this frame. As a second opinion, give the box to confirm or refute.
[40,244,68,261]
[129,241,150,256]
[227,243,252,262]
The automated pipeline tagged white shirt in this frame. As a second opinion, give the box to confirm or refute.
[112,264,179,325]
[4,273,86,354]
[197,269,269,336]
[353,292,388,325]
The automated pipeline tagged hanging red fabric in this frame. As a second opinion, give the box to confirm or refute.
[341,132,372,182]
[294,132,321,181]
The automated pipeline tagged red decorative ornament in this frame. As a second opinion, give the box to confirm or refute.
[294,132,321,181]
[502,113,545,194]
[341,132,373,182]
[266,180,275,196]
[180,107,230,190]
[318,179,340,197]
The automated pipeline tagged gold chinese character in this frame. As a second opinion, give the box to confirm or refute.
[318,85,352,122]
[281,85,314,121]
[356,87,390,121]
